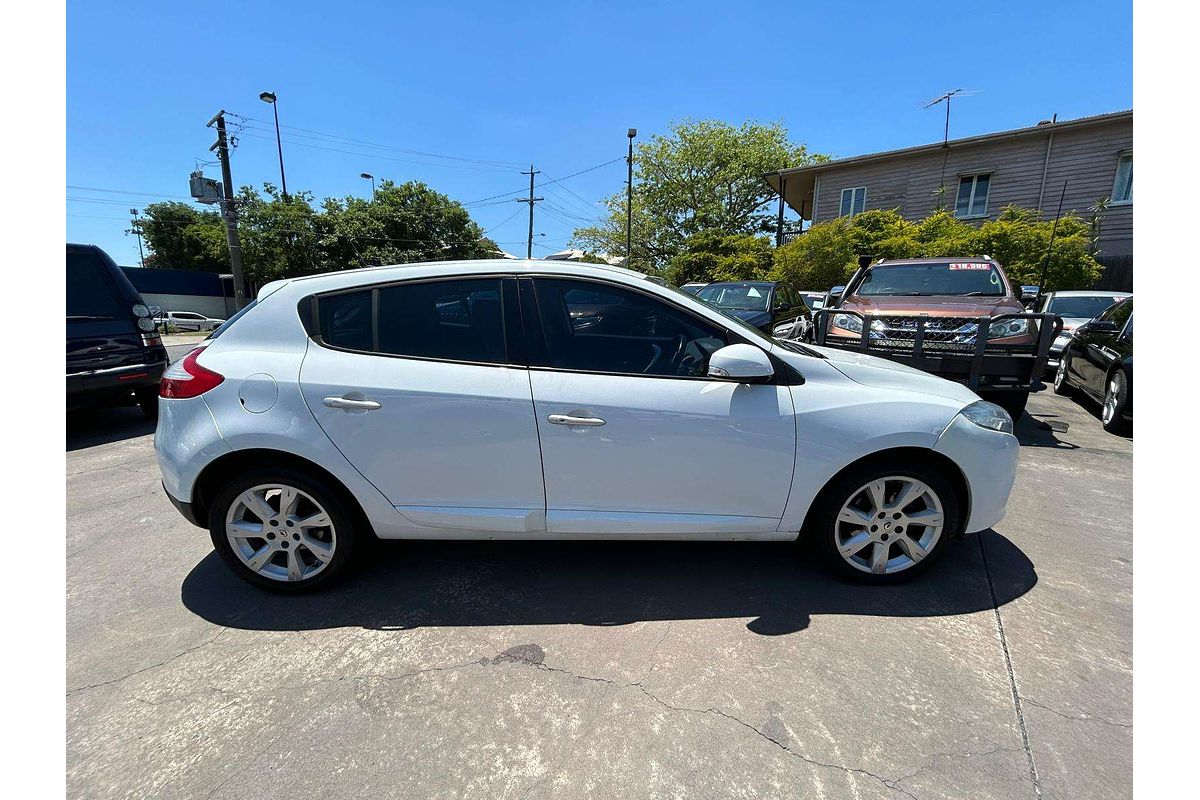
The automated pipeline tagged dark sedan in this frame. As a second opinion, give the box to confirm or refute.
[1053,295,1132,435]
[694,281,813,340]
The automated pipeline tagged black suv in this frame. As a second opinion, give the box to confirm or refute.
[67,243,169,418]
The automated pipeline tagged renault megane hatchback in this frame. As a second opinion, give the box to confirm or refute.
[155,260,1019,593]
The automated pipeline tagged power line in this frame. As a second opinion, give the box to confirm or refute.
[225,112,525,167]
[235,131,518,173]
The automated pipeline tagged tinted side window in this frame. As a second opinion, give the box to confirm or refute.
[1098,298,1132,326]
[67,250,125,319]
[377,278,505,363]
[532,278,727,377]
[319,290,373,351]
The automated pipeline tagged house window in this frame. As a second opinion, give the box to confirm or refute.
[839,187,866,217]
[955,174,991,218]
[1111,153,1132,204]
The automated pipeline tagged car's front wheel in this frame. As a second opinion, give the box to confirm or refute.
[809,460,961,584]
[207,468,360,593]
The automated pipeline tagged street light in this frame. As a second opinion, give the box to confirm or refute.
[360,172,375,199]
[259,91,289,201]
[626,128,637,266]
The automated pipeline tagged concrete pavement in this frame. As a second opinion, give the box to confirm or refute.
[65,391,1130,799]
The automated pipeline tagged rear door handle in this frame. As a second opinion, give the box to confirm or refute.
[548,413,606,427]
[323,396,382,411]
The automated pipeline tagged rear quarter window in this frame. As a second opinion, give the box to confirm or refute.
[67,249,125,319]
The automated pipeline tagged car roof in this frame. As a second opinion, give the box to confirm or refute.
[261,259,658,296]
[701,280,776,287]
[1047,290,1132,297]
[872,257,997,266]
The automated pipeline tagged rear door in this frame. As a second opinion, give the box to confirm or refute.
[298,276,547,533]
[66,246,145,378]
[523,276,796,536]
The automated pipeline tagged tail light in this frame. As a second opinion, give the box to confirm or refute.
[160,345,224,399]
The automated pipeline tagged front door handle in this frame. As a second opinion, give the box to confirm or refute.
[324,396,382,411]
[548,413,606,427]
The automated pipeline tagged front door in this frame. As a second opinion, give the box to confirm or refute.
[523,277,796,536]
[299,276,546,533]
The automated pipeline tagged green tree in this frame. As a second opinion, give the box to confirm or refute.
[138,180,497,284]
[665,231,774,285]
[138,202,228,272]
[572,119,824,273]
[321,179,496,269]
[768,204,1101,292]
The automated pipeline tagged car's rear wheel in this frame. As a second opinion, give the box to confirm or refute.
[1101,368,1132,436]
[1052,354,1075,397]
[809,460,961,584]
[207,468,359,593]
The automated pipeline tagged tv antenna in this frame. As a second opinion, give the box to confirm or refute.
[923,89,980,199]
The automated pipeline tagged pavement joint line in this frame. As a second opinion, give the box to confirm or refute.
[978,532,1044,799]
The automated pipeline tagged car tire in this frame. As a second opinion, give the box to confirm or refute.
[807,458,961,585]
[135,386,159,420]
[1101,368,1132,436]
[1052,354,1075,397]
[207,467,360,594]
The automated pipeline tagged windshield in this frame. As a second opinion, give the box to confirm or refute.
[1048,295,1125,319]
[696,282,772,311]
[855,262,1006,297]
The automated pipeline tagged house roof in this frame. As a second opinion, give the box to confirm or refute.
[764,109,1132,217]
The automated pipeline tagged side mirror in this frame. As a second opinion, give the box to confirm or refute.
[708,344,774,382]
[1086,319,1119,334]
[825,285,846,308]
[774,301,791,311]
[1020,285,1040,303]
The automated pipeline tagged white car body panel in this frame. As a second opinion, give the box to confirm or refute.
[155,259,1020,544]
[529,370,795,535]
[299,344,546,532]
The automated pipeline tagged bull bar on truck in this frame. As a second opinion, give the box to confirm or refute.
[812,308,1064,393]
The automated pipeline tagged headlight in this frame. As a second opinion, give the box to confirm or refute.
[988,318,1030,339]
[832,313,862,334]
[959,400,1013,434]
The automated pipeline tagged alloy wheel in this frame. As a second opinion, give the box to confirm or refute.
[834,477,945,575]
[225,483,337,582]
[1054,358,1068,391]
[1102,375,1121,425]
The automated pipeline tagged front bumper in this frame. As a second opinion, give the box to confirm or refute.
[934,413,1020,533]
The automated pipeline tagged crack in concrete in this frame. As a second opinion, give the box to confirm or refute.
[526,661,922,799]
[1021,697,1131,729]
[978,534,1043,799]
[66,629,226,696]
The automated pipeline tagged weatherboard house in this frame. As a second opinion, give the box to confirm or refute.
[765,109,1132,290]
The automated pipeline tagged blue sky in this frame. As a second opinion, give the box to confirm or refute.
[67,0,1132,266]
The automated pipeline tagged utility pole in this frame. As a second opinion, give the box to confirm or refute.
[127,208,146,267]
[208,110,249,309]
[626,128,637,265]
[516,165,543,260]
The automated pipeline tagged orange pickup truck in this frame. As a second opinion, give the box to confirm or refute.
[815,257,1062,420]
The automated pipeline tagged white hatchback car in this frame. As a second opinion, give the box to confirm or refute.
[155,260,1019,592]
